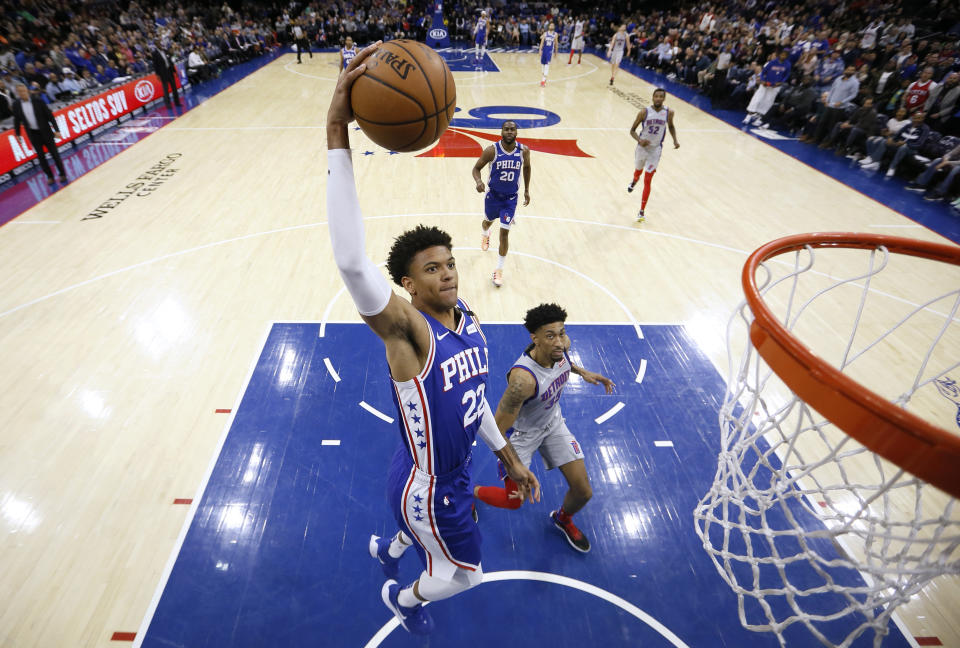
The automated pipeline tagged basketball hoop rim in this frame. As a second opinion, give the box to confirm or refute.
[742,232,960,499]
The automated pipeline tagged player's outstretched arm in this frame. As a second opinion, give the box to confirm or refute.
[521,147,531,206]
[563,339,614,392]
[667,108,680,148]
[570,361,615,394]
[472,145,495,192]
[326,42,428,358]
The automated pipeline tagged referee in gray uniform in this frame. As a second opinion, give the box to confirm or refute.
[474,303,615,552]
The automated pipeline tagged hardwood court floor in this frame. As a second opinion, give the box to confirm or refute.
[0,50,957,647]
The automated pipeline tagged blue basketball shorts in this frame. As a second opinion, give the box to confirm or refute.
[484,191,518,229]
[387,447,481,581]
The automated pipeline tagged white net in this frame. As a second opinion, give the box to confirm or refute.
[693,240,960,648]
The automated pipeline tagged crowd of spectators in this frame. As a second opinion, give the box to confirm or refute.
[609,0,960,206]
[0,0,282,123]
[282,0,960,206]
[2,0,960,207]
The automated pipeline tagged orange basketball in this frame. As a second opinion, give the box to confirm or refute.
[350,40,456,153]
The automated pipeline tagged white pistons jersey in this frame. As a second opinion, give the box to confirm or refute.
[572,20,585,48]
[640,105,668,147]
[509,348,571,433]
[611,31,627,53]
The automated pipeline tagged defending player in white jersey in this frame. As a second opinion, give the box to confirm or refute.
[607,24,631,85]
[568,17,585,64]
[473,303,615,553]
[327,42,539,636]
[627,88,680,223]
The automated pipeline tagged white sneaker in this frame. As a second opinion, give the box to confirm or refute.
[861,161,880,171]
[845,153,861,160]
[757,121,770,129]
[742,113,753,124]
[491,269,503,287]
[481,233,490,251]
[885,168,895,178]
[858,157,874,166]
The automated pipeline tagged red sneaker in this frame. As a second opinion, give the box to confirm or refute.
[550,510,591,552]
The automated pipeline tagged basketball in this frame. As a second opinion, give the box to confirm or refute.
[350,40,456,153]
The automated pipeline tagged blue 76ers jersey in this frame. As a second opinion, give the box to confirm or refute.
[475,18,487,42]
[488,141,523,195]
[391,298,489,476]
[341,46,357,69]
[541,31,556,60]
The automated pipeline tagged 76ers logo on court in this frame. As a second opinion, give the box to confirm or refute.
[134,80,155,103]
[418,105,592,158]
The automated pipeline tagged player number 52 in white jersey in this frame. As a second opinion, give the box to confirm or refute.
[640,105,668,148]
[634,104,668,174]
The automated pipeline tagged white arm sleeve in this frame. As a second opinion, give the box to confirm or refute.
[477,396,507,452]
[327,148,393,317]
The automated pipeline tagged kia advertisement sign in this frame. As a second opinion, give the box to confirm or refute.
[133,80,156,103]
[426,1,451,48]
[0,73,175,176]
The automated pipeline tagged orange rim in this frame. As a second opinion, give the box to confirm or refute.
[742,232,960,499]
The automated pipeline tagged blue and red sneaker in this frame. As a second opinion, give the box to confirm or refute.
[381,580,435,635]
[368,534,401,580]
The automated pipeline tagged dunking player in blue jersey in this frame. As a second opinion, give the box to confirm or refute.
[326,43,540,636]
[473,11,488,61]
[472,120,531,288]
[473,304,615,552]
[339,36,357,72]
[538,22,557,87]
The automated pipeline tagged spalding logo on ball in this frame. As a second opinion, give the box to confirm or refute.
[351,40,456,153]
